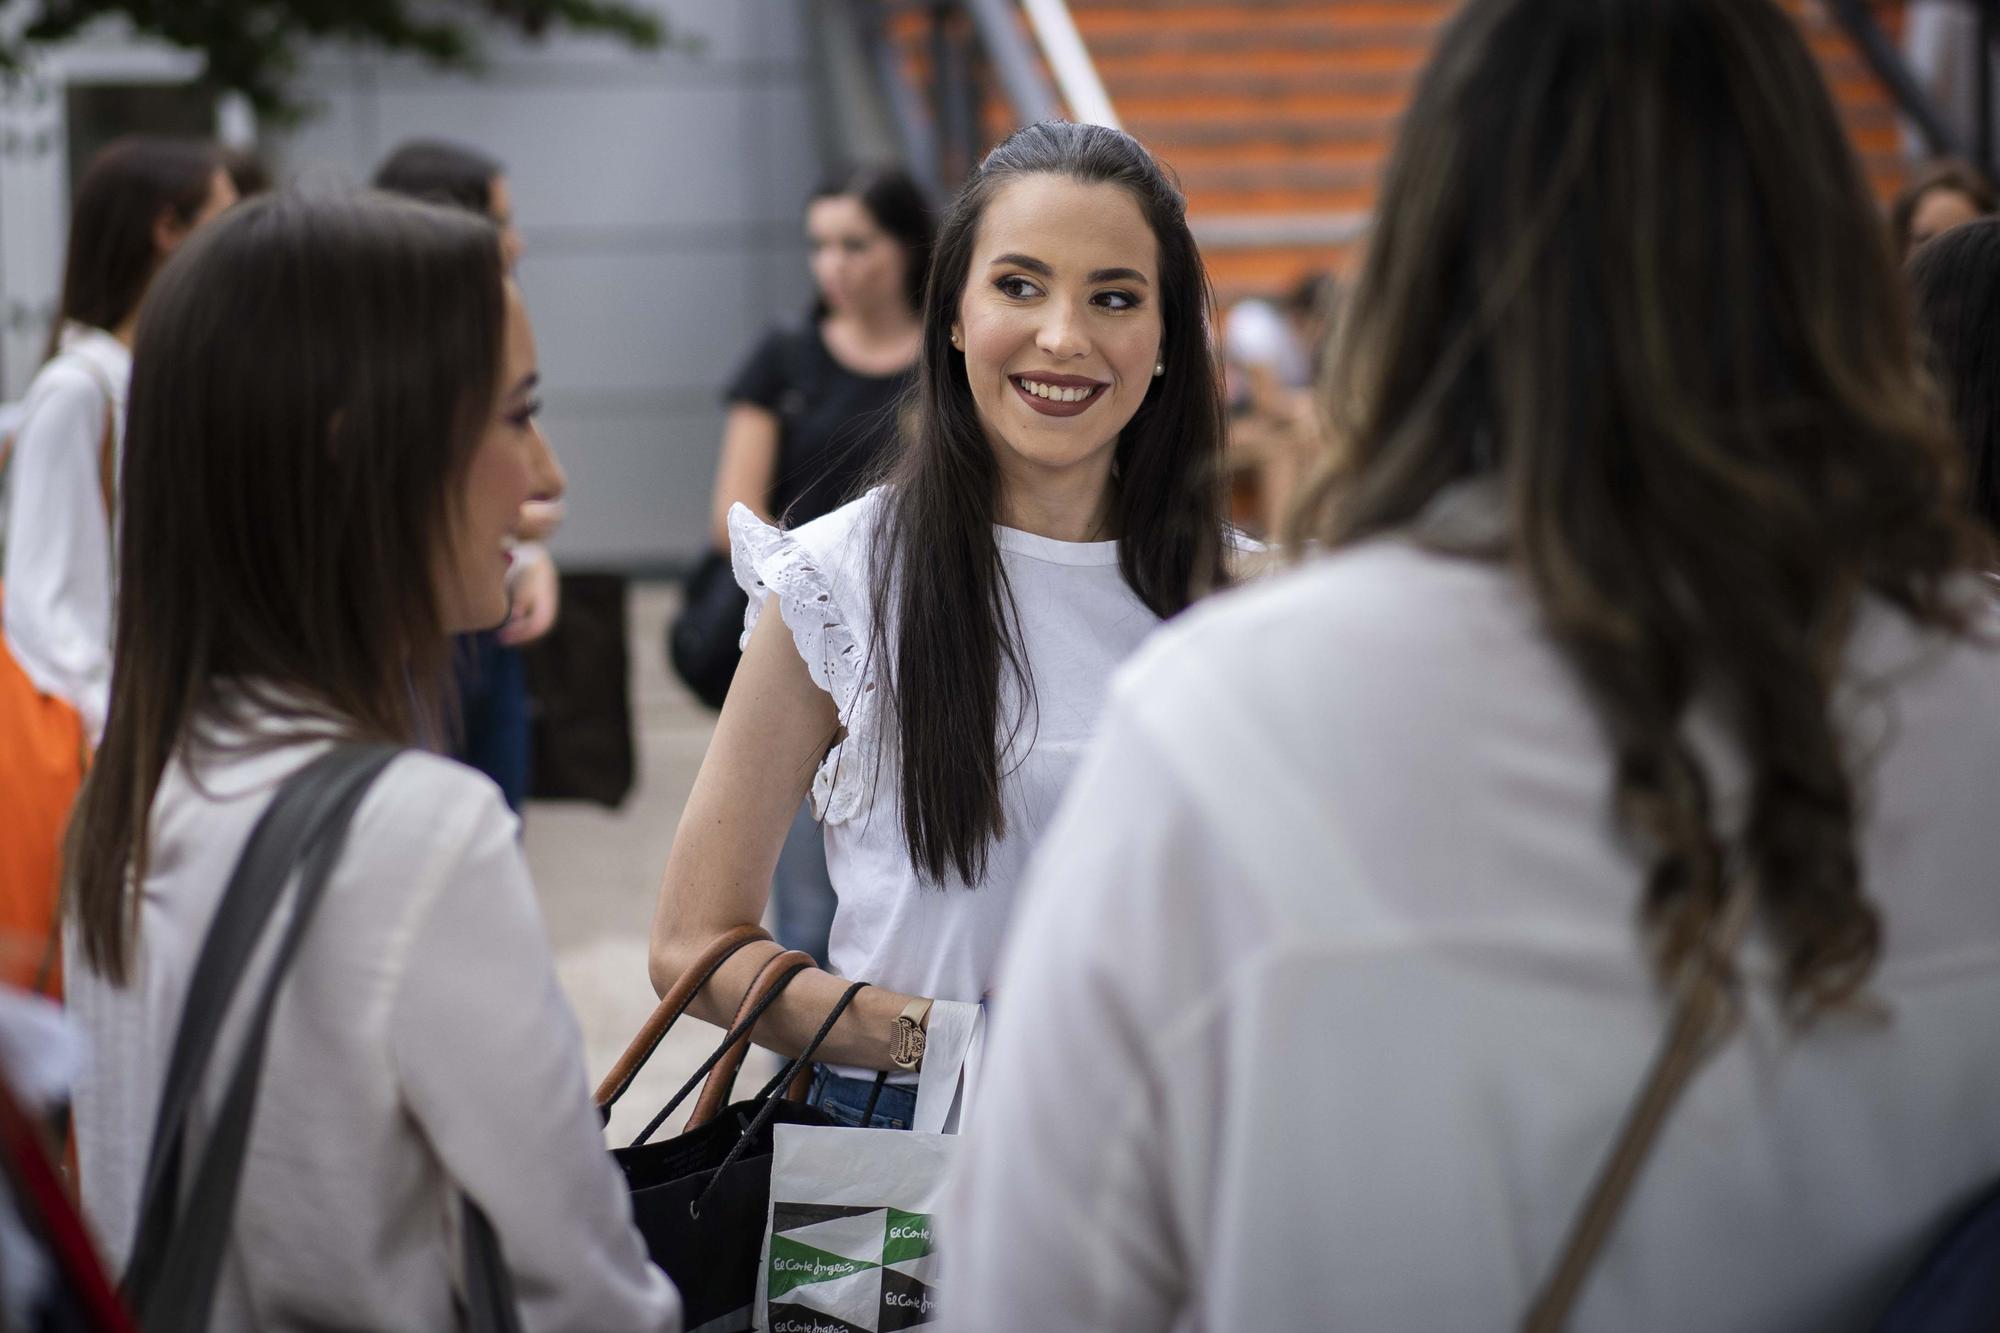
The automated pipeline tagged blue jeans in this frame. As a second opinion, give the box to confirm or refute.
[451,631,530,813]
[806,1067,916,1130]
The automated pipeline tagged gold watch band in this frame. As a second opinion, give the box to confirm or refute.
[891,997,934,1070]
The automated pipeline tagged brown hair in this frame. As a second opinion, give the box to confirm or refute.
[51,136,220,352]
[65,191,506,983]
[1291,0,1980,1016]
[1891,160,1997,258]
[1910,217,2000,533]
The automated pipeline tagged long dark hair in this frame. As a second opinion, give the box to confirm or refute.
[373,139,502,214]
[1290,0,1979,1016]
[66,191,506,983]
[50,136,219,351]
[810,165,935,315]
[870,120,1229,886]
[1909,217,2000,533]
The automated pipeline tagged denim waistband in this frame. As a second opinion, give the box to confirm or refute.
[806,1066,918,1131]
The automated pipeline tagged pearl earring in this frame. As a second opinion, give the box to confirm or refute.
[1153,361,1164,377]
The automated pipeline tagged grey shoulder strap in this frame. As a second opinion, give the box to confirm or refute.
[121,743,521,1333]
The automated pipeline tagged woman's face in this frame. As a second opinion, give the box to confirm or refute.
[436,281,563,633]
[950,174,1163,489]
[807,194,910,316]
[154,168,238,262]
[1909,186,1984,253]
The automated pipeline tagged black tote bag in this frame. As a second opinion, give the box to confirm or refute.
[596,929,865,1332]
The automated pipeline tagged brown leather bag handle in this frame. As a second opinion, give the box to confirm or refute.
[593,924,771,1110]
[688,947,816,1130]
[1522,882,1754,1330]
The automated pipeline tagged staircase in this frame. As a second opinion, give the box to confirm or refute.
[895,0,1913,304]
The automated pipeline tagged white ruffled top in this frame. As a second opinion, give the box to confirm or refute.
[729,489,1162,1071]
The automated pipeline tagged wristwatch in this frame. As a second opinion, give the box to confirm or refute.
[890,997,934,1071]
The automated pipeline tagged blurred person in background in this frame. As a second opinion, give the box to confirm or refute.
[0,137,233,995]
[64,190,676,1329]
[680,164,932,966]
[1222,271,1340,540]
[650,122,1235,1129]
[1909,215,2000,541]
[950,1,2000,1328]
[1890,159,1995,256]
[220,145,272,200]
[376,139,563,813]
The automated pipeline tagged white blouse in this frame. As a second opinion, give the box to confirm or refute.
[949,533,2000,1331]
[68,719,680,1331]
[1,324,128,743]
[730,490,1160,1077]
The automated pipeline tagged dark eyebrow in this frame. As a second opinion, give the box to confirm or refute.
[989,252,1053,277]
[988,253,1150,287]
[509,371,541,398]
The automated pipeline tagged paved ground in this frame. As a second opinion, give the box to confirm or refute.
[520,580,780,1147]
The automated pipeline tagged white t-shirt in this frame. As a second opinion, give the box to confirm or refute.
[950,528,2000,1331]
[730,490,1159,1064]
[2,323,129,742]
[68,716,680,1331]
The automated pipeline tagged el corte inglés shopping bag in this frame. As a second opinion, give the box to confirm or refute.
[756,1001,982,1332]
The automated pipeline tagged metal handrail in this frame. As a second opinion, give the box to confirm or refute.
[831,0,1121,198]
[962,0,1060,124]
[1020,0,1119,129]
[1823,0,1982,175]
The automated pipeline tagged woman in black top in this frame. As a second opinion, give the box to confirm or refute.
[707,167,933,543]
[691,166,933,965]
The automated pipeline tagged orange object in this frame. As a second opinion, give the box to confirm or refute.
[0,582,83,998]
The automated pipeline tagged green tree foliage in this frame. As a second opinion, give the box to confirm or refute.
[1,1,680,114]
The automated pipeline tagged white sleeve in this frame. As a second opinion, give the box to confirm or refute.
[388,798,681,1333]
[944,696,1211,1333]
[2,366,114,741]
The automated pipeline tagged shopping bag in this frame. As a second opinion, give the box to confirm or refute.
[0,586,87,997]
[754,1003,983,1332]
[758,1125,955,1332]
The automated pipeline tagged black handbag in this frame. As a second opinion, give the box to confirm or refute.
[523,571,636,808]
[666,550,750,711]
[669,327,833,713]
[596,928,867,1333]
[121,744,522,1333]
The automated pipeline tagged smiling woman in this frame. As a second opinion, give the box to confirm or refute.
[649,122,1236,1120]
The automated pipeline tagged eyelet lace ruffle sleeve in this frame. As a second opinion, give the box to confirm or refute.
[727,502,881,824]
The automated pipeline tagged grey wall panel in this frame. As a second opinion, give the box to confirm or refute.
[268,0,826,569]
[370,84,754,231]
[746,82,828,226]
[727,0,811,69]
[539,404,722,568]
[518,248,757,395]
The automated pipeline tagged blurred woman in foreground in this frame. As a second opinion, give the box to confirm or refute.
[949,1,2000,1328]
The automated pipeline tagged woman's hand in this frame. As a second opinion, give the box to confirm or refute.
[499,544,560,646]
